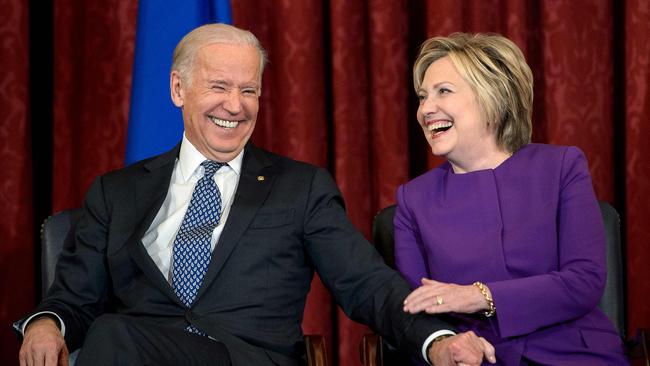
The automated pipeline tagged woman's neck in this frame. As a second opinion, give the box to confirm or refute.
[449,147,513,174]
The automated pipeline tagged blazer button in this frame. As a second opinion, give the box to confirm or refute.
[185,310,196,322]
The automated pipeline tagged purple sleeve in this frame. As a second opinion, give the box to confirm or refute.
[394,184,431,289]
[488,146,607,338]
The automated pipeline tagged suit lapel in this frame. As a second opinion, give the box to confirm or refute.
[125,144,183,303]
[197,144,275,298]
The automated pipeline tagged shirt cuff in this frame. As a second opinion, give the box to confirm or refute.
[422,329,456,364]
[22,311,66,337]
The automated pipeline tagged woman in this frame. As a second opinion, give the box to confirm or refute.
[396,33,628,365]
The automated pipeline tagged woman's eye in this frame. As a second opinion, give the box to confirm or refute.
[439,88,451,95]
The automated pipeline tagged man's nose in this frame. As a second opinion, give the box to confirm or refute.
[223,90,243,114]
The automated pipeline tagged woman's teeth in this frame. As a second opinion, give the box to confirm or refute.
[427,121,453,133]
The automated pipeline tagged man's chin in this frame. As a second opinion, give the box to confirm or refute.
[204,144,245,162]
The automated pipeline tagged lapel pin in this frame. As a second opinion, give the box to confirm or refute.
[257,175,265,181]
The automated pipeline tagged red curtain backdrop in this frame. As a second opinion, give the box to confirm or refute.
[625,0,650,340]
[52,0,137,212]
[0,0,32,361]
[2,0,650,365]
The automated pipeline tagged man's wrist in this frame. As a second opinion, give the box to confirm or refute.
[426,334,453,358]
[22,311,65,336]
[26,315,58,329]
[422,330,456,364]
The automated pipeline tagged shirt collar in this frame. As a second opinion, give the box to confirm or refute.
[178,133,244,182]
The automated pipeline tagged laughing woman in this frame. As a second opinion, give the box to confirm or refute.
[396,33,628,365]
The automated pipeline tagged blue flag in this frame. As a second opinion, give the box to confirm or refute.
[125,0,232,165]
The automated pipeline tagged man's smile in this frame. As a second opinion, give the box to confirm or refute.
[209,116,239,129]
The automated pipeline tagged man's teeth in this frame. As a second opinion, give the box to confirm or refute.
[427,121,453,133]
[210,117,238,128]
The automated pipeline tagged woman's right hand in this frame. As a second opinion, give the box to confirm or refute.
[403,278,492,315]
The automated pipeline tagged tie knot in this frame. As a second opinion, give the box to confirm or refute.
[201,160,225,177]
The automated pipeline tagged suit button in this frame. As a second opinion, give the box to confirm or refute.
[185,310,195,322]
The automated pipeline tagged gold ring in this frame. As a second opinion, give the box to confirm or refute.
[436,295,443,305]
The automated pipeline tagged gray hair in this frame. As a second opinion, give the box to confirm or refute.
[172,23,268,85]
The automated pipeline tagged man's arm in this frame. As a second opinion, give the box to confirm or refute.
[18,176,113,362]
[301,168,494,364]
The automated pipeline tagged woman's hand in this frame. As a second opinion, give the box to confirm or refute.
[403,278,491,315]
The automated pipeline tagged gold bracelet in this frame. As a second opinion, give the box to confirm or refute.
[473,281,496,317]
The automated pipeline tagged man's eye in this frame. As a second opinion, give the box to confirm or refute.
[242,89,258,96]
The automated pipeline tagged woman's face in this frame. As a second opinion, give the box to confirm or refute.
[416,56,499,171]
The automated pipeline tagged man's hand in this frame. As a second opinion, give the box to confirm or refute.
[19,317,69,366]
[428,331,496,366]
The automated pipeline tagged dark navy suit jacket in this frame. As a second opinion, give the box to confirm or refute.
[32,142,450,365]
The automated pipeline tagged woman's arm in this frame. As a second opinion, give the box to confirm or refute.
[394,184,432,289]
[486,146,606,337]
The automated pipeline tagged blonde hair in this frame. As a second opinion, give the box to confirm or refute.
[414,33,533,152]
[171,23,268,85]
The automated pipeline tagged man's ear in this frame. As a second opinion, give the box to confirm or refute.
[170,71,184,107]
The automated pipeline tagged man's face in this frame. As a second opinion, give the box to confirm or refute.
[171,43,261,162]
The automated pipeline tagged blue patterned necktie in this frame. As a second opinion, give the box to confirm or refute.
[172,160,225,334]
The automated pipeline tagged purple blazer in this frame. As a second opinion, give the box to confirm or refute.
[395,144,628,365]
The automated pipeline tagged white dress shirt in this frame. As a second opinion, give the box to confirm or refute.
[142,134,243,283]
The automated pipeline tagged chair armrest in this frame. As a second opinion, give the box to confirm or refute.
[304,334,328,366]
[627,328,649,365]
[360,333,382,366]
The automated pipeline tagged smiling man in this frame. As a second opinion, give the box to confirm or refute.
[171,40,261,163]
[16,24,494,366]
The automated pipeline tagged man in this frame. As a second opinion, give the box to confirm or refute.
[17,24,495,366]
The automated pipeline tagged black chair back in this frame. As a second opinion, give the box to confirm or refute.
[40,208,83,296]
[598,201,626,336]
